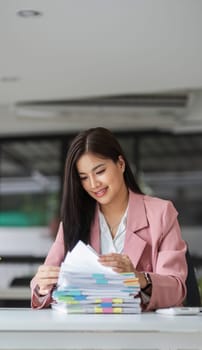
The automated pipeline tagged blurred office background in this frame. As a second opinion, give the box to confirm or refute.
[1,0,202,306]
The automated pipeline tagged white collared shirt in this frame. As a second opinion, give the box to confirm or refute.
[99,207,128,254]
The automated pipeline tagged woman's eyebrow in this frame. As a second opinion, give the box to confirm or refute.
[92,163,105,171]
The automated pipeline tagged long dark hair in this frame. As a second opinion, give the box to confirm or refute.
[61,127,142,252]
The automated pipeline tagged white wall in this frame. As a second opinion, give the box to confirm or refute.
[0,227,53,288]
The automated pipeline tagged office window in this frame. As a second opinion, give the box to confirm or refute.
[0,140,61,228]
[139,134,202,226]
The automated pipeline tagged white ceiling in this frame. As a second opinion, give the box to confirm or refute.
[1,0,202,136]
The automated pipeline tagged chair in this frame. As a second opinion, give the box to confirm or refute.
[184,248,201,307]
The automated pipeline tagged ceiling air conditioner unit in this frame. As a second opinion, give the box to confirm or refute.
[15,93,189,132]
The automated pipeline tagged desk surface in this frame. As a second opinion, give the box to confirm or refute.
[0,308,202,350]
[0,307,201,332]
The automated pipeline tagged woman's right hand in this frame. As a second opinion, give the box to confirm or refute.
[34,265,60,296]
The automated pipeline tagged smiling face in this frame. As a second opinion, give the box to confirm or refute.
[76,152,127,208]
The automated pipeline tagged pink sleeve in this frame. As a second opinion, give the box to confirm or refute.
[145,201,187,311]
[30,222,65,309]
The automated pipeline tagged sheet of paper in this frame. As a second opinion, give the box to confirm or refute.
[62,240,117,274]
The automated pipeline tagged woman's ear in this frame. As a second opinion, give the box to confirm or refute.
[118,155,125,172]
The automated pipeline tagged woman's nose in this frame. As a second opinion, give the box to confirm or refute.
[89,175,99,188]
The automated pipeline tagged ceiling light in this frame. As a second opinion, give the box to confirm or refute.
[17,10,42,18]
[0,76,20,83]
[16,107,57,119]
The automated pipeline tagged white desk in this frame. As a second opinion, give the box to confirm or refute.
[0,308,202,350]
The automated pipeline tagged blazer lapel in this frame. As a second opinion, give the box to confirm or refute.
[124,191,148,268]
[90,192,149,267]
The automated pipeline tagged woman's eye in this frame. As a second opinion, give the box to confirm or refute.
[80,176,87,181]
[96,169,105,175]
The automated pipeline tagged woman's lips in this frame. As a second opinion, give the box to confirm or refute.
[94,187,108,198]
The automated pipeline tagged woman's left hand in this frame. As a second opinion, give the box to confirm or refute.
[98,253,134,273]
[98,253,147,289]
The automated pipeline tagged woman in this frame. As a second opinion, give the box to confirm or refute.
[31,127,187,311]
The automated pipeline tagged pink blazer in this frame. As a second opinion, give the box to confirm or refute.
[31,191,187,311]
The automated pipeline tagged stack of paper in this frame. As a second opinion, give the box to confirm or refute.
[51,241,141,314]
